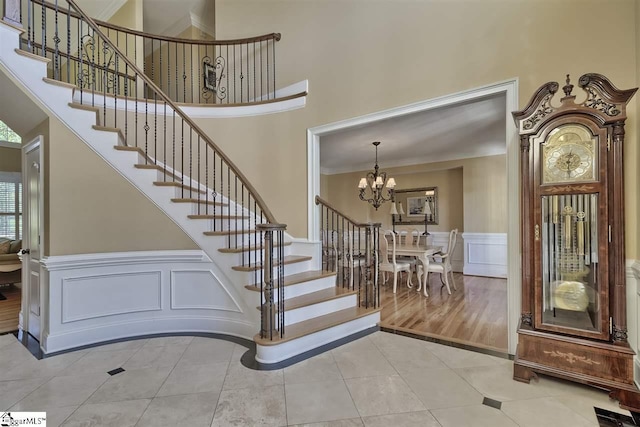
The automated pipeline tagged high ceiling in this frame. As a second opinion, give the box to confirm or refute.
[320,94,507,175]
[76,0,213,36]
[73,1,507,174]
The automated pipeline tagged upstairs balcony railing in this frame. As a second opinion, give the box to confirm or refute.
[12,0,281,105]
[315,196,380,309]
[1,0,287,340]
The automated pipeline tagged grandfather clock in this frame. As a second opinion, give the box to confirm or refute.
[513,73,639,409]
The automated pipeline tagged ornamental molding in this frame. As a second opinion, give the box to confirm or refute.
[543,350,601,365]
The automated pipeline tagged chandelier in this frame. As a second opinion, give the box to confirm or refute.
[357,141,396,210]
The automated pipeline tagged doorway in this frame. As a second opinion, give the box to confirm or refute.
[307,79,519,354]
[20,136,43,343]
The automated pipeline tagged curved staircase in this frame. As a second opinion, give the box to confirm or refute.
[0,4,379,365]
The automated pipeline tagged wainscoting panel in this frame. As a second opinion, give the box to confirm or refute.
[62,271,162,323]
[170,270,242,312]
[42,250,257,353]
[461,233,507,278]
[629,260,640,388]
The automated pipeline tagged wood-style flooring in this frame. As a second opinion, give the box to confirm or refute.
[0,284,20,334]
[379,272,508,352]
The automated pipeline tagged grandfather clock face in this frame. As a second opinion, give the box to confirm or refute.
[542,125,598,184]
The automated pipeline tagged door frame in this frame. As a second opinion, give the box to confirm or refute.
[306,79,520,354]
[20,135,45,344]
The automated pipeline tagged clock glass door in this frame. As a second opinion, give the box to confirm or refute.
[539,193,603,335]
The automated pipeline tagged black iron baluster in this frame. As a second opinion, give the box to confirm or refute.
[66,1,70,84]
[272,38,276,99]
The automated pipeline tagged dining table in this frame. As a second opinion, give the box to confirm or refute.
[393,243,442,297]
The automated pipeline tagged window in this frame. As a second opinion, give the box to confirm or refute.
[0,121,21,144]
[0,173,22,240]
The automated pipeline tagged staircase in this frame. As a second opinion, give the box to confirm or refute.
[0,3,379,364]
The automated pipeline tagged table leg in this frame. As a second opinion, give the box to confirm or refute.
[419,254,429,297]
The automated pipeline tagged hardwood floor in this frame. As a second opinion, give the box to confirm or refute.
[379,272,508,352]
[0,284,21,334]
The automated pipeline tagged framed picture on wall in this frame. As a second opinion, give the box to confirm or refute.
[393,187,438,225]
[407,196,428,217]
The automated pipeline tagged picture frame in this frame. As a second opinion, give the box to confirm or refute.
[407,196,429,217]
[393,186,438,225]
[203,62,216,92]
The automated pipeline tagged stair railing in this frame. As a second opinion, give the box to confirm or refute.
[315,196,380,309]
[3,0,288,340]
[22,0,283,105]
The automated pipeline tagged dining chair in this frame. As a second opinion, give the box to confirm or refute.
[379,230,413,293]
[337,230,368,290]
[419,228,458,294]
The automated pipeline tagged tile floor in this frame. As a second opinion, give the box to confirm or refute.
[0,331,631,426]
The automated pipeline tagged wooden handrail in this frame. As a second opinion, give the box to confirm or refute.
[64,0,278,224]
[32,0,281,46]
[315,196,380,229]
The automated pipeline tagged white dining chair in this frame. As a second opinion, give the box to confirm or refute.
[419,228,458,294]
[337,230,368,289]
[379,230,413,293]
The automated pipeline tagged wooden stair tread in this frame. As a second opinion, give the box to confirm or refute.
[154,182,206,194]
[42,77,75,90]
[113,146,153,163]
[219,242,291,253]
[68,102,99,113]
[254,306,380,346]
[171,198,227,207]
[2,19,25,33]
[245,270,336,291]
[135,164,181,180]
[204,229,258,236]
[232,255,312,272]
[16,49,50,63]
[256,287,356,312]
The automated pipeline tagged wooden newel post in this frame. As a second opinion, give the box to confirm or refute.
[3,0,21,26]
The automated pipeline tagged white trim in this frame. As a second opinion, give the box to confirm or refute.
[461,232,508,278]
[72,80,308,119]
[307,78,520,354]
[42,250,212,271]
[0,140,20,149]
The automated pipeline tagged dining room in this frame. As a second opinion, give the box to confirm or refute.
[317,92,509,354]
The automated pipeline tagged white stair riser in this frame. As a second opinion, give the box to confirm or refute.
[220,246,293,266]
[283,294,357,326]
[216,233,264,247]
[189,218,255,231]
[255,311,380,364]
[274,275,336,300]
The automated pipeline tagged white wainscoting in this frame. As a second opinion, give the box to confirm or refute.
[41,250,258,354]
[461,233,508,278]
[629,260,640,388]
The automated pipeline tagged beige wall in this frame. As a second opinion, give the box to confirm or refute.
[321,155,505,234]
[21,115,198,256]
[213,0,638,257]
[0,146,21,172]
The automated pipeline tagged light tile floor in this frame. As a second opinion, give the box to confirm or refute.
[0,331,630,426]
